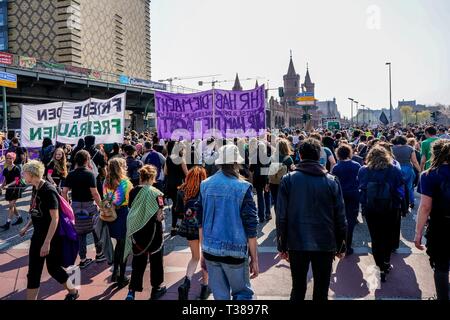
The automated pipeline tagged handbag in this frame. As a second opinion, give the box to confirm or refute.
[100,198,117,222]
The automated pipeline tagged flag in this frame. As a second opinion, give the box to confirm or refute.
[379,112,389,125]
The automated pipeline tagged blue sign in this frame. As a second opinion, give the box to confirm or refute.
[297,92,314,98]
[0,72,17,82]
[119,75,130,85]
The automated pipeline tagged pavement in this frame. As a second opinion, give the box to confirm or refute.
[0,189,442,300]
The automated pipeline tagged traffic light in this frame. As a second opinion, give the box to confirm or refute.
[278,87,284,98]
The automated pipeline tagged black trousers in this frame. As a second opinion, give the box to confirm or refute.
[344,194,359,250]
[113,238,127,279]
[289,251,334,301]
[432,256,450,300]
[129,248,164,292]
[366,210,398,271]
[27,236,69,289]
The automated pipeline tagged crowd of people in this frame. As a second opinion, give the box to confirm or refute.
[0,123,449,301]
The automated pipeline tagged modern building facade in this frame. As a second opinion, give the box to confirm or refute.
[7,0,151,79]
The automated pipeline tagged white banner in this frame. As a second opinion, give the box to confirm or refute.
[21,93,126,148]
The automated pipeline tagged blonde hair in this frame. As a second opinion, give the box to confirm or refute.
[105,158,128,189]
[23,160,46,179]
[366,146,393,170]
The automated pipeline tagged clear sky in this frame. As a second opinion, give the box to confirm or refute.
[151,0,450,117]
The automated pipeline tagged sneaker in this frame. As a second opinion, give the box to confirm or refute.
[79,258,94,269]
[150,286,167,300]
[12,217,23,226]
[95,254,106,263]
[64,290,79,301]
[125,291,135,301]
[0,221,11,231]
[199,285,212,300]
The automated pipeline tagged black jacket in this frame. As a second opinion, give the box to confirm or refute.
[276,160,347,253]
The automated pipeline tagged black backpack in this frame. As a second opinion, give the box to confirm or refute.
[366,167,394,213]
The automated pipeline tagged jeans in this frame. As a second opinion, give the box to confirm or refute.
[255,186,271,221]
[78,231,103,260]
[204,258,254,300]
[400,164,416,206]
[289,251,334,301]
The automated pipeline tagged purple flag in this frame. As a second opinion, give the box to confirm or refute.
[155,86,266,140]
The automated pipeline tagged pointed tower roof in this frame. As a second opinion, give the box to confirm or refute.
[287,50,297,76]
[255,80,259,88]
[304,63,313,85]
[232,73,243,91]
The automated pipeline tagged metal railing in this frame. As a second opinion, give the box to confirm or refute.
[1,52,200,94]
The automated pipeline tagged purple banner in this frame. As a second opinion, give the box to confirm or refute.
[155,86,266,140]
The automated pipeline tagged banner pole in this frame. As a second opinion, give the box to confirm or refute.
[212,82,216,137]
[55,101,64,145]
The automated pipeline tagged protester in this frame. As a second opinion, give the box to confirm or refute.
[175,166,211,300]
[19,160,79,300]
[141,141,166,191]
[332,143,361,255]
[84,135,107,197]
[277,138,347,301]
[164,140,188,237]
[197,145,259,300]
[415,139,450,300]
[46,148,68,193]
[70,138,85,170]
[249,141,272,223]
[124,145,143,187]
[392,136,421,209]
[269,138,294,213]
[39,138,55,167]
[421,126,440,171]
[358,145,404,282]
[108,143,122,160]
[103,158,133,287]
[63,150,105,269]
[1,153,23,230]
[124,165,167,300]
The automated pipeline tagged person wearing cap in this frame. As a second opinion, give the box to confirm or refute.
[196,144,259,300]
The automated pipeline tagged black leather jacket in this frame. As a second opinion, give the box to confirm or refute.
[276,160,347,253]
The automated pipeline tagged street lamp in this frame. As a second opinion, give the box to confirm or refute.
[386,62,393,123]
[354,101,359,126]
[348,98,354,127]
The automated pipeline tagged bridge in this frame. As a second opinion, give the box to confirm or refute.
[0,53,197,131]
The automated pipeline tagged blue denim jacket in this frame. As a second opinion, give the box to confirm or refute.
[197,171,257,259]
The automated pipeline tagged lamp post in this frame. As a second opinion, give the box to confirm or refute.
[348,98,354,127]
[386,62,393,123]
[354,101,359,126]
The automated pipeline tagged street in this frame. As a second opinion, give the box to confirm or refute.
[0,189,437,300]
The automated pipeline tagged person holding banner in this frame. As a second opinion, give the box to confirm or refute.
[1,153,24,230]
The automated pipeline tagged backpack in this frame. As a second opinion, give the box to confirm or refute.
[268,156,289,185]
[365,168,394,213]
[50,189,79,268]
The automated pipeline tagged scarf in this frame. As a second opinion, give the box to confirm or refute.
[123,185,163,262]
